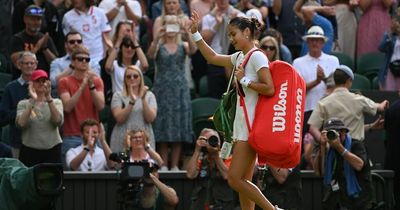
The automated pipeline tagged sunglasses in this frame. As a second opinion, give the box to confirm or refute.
[261,45,276,51]
[122,43,136,49]
[26,8,44,15]
[68,39,83,45]
[21,61,37,66]
[73,57,91,63]
[126,74,140,79]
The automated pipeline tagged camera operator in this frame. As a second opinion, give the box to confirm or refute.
[66,119,113,171]
[314,118,373,210]
[117,129,178,210]
[186,128,239,210]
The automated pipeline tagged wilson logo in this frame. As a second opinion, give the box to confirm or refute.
[293,88,303,143]
[272,81,288,132]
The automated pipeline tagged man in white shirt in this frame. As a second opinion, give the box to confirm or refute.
[62,0,112,75]
[99,0,142,39]
[66,119,113,171]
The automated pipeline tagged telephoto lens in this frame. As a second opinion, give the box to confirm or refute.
[208,135,219,147]
[326,130,339,141]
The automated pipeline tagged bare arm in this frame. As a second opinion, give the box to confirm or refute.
[16,100,34,128]
[42,48,57,64]
[152,17,163,40]
[309,124,322,143]
[111,99,135,124]
[382,0,394,9]
[89,85,105,111]
[142,93,157,123]
[293,0,307,21]
[146,146,164,166]
[358,0,372,11]
[272,0,282,16]
[124,3,142,23]
[69,149,89,171]
[105,7,120,21]
[99,123,115,169]
[313,142,326,177]
[150,173,179,206]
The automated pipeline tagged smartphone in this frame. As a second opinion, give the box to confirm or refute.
[166,24,180,33]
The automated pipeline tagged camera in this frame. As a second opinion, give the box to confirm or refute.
[326,130,339,141]
[208,135,219,147]
[109,152,130,163]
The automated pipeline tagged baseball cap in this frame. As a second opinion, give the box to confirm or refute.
[31,69,48,81]
[302,26,328,42]
[25,5,44,17]
[323,118,349,132]
[336,65,354,80]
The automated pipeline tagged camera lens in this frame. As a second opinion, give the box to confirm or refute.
[326,130,339,141]
[208,135,219,147]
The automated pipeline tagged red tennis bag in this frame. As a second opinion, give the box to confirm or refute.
[242,58,306,168]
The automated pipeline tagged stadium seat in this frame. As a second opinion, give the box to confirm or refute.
[356,52,385,80]
[0,72,12,99]
[330,52,354,70]
[191,97,220,136]
[198,75,208,97]
[372,76,380,90]
[351,73,371,90]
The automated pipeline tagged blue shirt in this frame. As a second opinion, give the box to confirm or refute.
[0,77,29,148]
[300,14,334,56]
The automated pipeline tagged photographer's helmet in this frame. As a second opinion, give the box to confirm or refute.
[323,118,349,132]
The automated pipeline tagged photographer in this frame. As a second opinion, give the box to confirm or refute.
[186,128,239,210]
[314,118,373,210]
[117,129,178,210]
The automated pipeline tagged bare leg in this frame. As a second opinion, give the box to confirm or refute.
[170,142,182,169]
[158,142,169,168]
[227,141,275,210]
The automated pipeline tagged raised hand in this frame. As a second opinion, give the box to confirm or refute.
[33,33,49,53]
[190,11,201,33]
[316,65,326,82]
[43,80,52,99]
[28,81,38,101]
[235,65,245,81]
[140,86,149,99]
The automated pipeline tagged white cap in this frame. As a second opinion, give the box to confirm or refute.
[246,9,264,25]
[302,25,328,42]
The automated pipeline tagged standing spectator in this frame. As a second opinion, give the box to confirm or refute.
[271,0,306,59]
[186,128,240,210]
[357,0,394,56]
[99,0,142,39]
[58,46,105,166]
[293,25,339,141]
[200,0,243,98]
[151,0,189,20]
[308,65,389,143]
[110,66,157,152]
[12,0,64,55]
[293,0,335,56]
[10,5,58,79]
[147,14,196,171]
[313,118,373,210]
[16,69,63,167]
[383,98,400,210]
[0,52,37,158]
[378,14,400,91]
[62,0,112,75]
[66,119,113,171]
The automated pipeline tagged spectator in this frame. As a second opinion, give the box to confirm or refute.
[234,0,268,21]
[383,98,400,210]
[151,0,189,20]
[66,119,113,171]
[186,128,240,210]
[200,0,243,98]
[110,66,157,152]
[259,36,281,61]
[293,25,339,141]
[58,46,105,167]
[255,163,302,210]
[105,27,148,93]
[190,0,213,20]
[271,0,306,59]
[378,14,400,91]
[50,31,98,96]
[0,52,37,158]
[147,14,196,171]
[357,0,394,56]
[262,28,293,63]
[313,118,373,210]
[119,129,178,210]
[0,0,13,59]
[293,0,335,56]
[10,5,58,79]
[12,0,63,55]
[99,0,142,39]
[62,0,112,75]
[308,65,389,143]
[16,69,63,167]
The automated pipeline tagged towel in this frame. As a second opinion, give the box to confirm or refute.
[323,134,362,197]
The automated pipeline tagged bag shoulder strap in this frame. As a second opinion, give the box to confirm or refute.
[225,52,242,94]
[239,48,265,132]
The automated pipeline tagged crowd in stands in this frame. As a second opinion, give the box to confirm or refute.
[1,0,400,209]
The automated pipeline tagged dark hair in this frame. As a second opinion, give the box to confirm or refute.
[113,21,134,44]
[80,118,99,132]
[117,36,138,67]
[65,31,82,42]
[263,28,283,45]
[229,16,262,40]
[333,69,351,85]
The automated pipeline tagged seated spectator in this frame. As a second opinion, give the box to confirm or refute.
[58,46,105,167]
[259,36,281,62]
[186,128,240,210]
[16,69,63,167]
[10,5,58,79]
[66,119,113,171]
[263,28,293,63]
[110,66,157,152]
[313,118,373,210]
[0,51,37,158]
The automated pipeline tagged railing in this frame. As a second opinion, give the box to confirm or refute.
[56,170,395,210]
